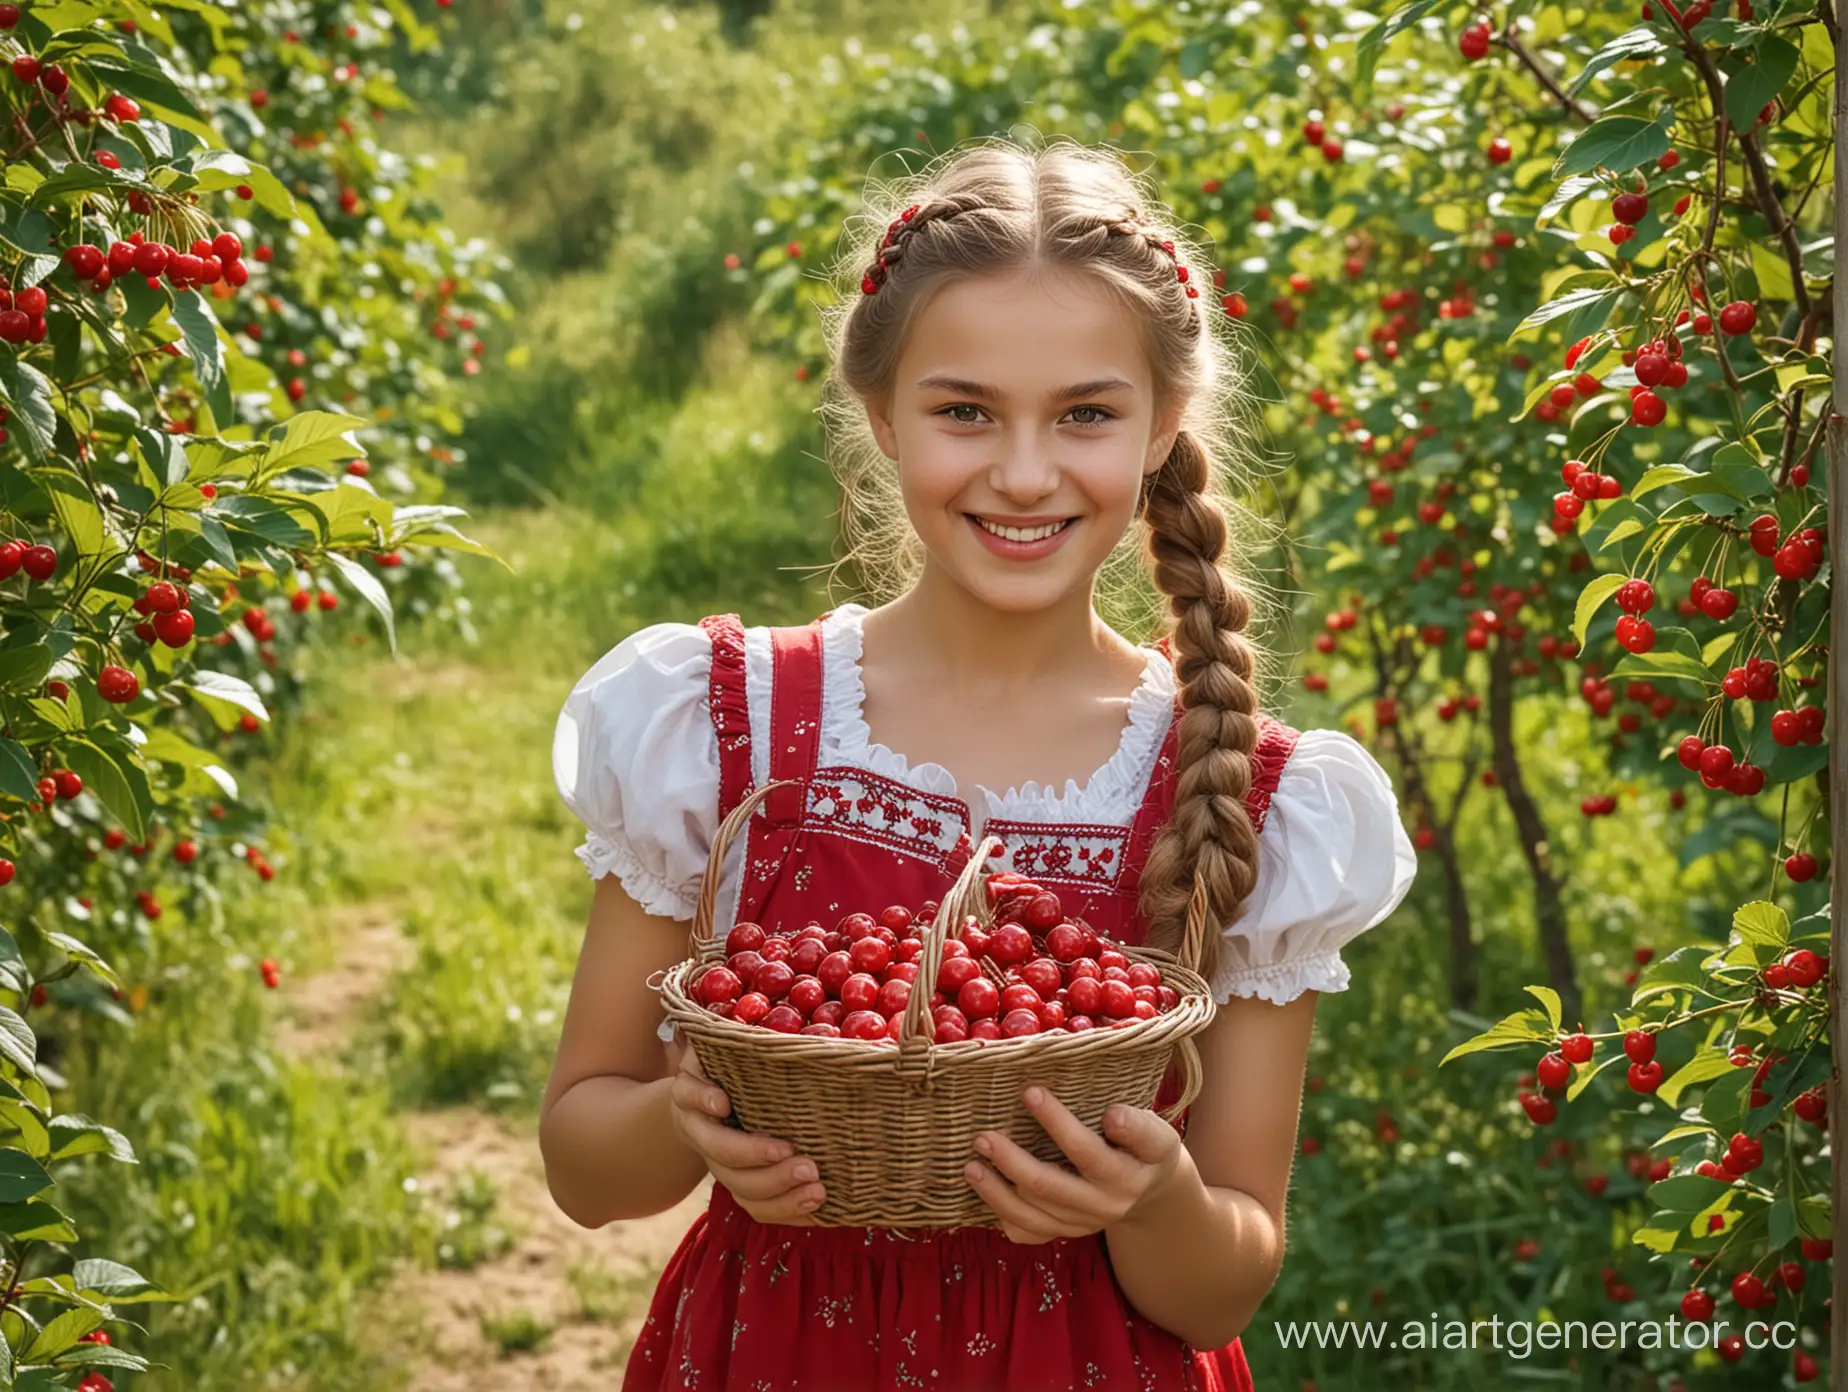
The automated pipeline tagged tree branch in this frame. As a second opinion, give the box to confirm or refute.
[1497,27,1597,124]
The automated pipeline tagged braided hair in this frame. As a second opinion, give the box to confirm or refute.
[816,137,1282,980]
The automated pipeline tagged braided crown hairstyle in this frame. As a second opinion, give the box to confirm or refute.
[814,136,1285,982]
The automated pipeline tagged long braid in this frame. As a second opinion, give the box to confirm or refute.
[1137,430,1264,986]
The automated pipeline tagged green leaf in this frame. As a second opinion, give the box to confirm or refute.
[61,743,147,844]
[40,933,119,991]
[1573,572,1627,648]
[0,741,37,805]
[20,1305,100,1363]
[0,357,57,464]
[1632,463,1701,497]
[186,149,295,219]
[1566,1049,1625,1102]
[1633,1221,1682,1254]
[0,1149,51,1204]
[1355,0,1456,87]
[1525,985,1562,1032]
[34,471,113,593]
[1516,284,1624,339]
[258,410,368,479]
[85,57,216,142]
[1701,1061,1752,1134]
[1648,1174,1728,1212]
[1733,901,1789,953]
[1555,114,1674,178]
[71,1258,159,1299]
[173,670,267,730]
[1724,35,1798,131]
[1770,1188,1798,1250]
[324,550,397,655]
[170,290,231,425]
[1440,1007,1554,1065]
[1659,1047,1738,1107]
[0,1197,75,1241]
[47,1115,134,1165]
[1610,650,1718,687]
[0,1007,38,1077]
[1632,945,1713,1004]
[1797,1195,1831,1239]
[1568,26,1667,96]
[1708,443,1773,500]
[1679,805,1779,867]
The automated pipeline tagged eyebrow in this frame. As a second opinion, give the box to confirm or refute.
[915,374,1136,404]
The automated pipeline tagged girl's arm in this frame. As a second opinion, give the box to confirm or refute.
[538,875,710,1227]
[1103,991,1318,1349]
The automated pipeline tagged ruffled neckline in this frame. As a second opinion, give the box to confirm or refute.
[817,603,1175,828]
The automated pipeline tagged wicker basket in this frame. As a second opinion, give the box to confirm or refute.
[656,779,1220,1228]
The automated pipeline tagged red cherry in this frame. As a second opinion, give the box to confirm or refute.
[1019,957,1062,999]
[1536,1051,1571,1089]
[732,993,771,1026]
[695,966,743,1007]
[1000,1008,1041,1038]
[1023,892,1063,930]
[136,601,190,647]
[1699,586,1738,620]
[1066,976,1103,1016]
[1631,391,1666,427]
[1681,1289,1714,1320]
[847,935,891,976]
[1627,1060,1664,1093]
[97,664,139,704]
[874,977,911,1018]
[1099,979,1137,1019]
[838,972,879,1013]
[956,977,999,1020]
[753,960,795,1000]
[1717,300,1757,335]
[1611,192,1648,225]
[1624,1028,1658,1065]
[20,545,56,581]
[1560,1033,1594,1064]
[1731,1271,1768,1308]
[988,923,1033,965]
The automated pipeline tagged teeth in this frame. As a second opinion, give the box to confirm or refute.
[976,518,1068,542]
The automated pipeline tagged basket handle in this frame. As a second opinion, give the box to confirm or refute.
[688,779,800,951]
[900,833,1004,1044]
[1152,876,1217,1123]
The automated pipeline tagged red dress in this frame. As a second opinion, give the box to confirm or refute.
[622,612,1301,1392]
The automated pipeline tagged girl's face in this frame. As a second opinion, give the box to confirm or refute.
[864,267,1182,615]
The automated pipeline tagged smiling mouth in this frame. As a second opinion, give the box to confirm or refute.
[967,516,1077,542]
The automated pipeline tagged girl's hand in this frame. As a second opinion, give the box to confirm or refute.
[964,1086,1188,1245]
[667,1040,827,1226]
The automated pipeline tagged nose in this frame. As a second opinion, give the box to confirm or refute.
[988,428,1059,504]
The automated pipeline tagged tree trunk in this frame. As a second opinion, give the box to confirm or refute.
[1487,639,1579,1026]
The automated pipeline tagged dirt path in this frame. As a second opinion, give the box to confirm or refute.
[274,906,708,1389]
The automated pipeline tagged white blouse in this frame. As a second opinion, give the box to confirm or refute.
[552,603,1417,1010]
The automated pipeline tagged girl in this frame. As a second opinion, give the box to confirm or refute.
[541,136,1417,1391]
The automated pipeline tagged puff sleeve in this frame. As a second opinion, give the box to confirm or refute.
[551,622,719,919]
[1211,729,1418,1006]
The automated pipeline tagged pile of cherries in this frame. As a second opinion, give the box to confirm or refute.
[690,873,1183,1042]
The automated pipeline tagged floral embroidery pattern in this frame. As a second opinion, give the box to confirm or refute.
[804,768,966,865]
[981,820,1128,888]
